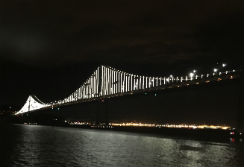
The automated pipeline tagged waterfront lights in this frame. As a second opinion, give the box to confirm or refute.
[108,122,231,130]
[68,121,232,131]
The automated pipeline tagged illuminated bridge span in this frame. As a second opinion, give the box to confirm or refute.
[15,65,239,115]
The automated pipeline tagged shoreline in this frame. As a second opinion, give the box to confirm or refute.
[11,122,243,143]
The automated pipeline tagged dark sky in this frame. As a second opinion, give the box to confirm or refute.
[0,0,243,106]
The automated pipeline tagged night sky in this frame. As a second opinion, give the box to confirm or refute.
[0,0,242,107]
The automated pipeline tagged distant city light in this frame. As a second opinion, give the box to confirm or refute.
[213,68,218,72]
[69,121,231,130]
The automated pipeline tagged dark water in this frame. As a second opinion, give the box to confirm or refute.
[0,124,243,167]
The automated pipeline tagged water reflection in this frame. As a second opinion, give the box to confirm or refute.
[0,124,243,167]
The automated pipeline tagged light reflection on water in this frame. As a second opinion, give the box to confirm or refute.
[0,124,243,167]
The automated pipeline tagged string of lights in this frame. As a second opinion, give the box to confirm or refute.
[15,63,238,115]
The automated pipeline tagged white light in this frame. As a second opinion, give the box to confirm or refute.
[213,68,218,72]
[15,95,50,115]
[189,72,194,78]
[222,63,227,67]
[193,70,197,73]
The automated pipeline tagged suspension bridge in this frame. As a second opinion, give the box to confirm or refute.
[14,65,239,115]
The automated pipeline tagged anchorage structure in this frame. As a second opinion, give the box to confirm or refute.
[15,65,237,115]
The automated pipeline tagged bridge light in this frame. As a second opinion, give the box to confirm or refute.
[189,72,194,78]
[222,63,227,67]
